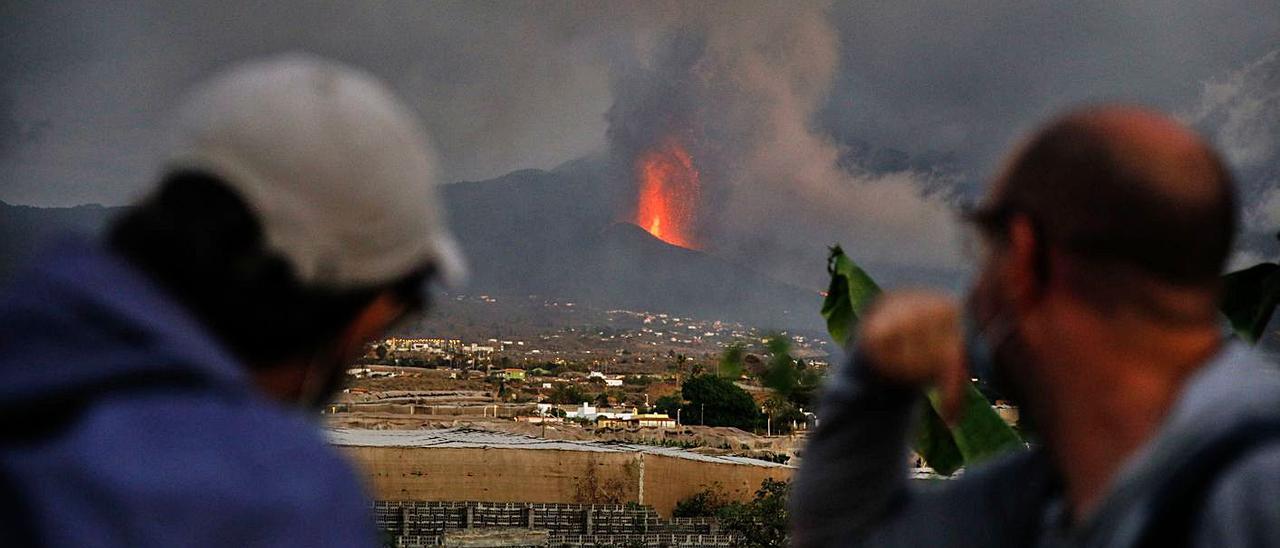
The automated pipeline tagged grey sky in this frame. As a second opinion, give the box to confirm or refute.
[1,2,618,206]
[823,1,1279,185]
[2,0,1277,216]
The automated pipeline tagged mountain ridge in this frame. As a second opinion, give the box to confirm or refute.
[0,163,825,331]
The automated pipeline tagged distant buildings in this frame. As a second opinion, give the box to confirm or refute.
[598,414,677,429]
[588,371,625,387]
[379,337,497,369]
[462,343,496,357]
[563,403,609,421]
[561,404,676,428]
[493,368,526,381]
[387,337,463,353]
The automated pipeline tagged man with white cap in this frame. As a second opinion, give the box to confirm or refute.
[0,54,461,546]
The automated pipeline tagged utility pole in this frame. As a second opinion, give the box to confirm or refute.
[701,403,705,426]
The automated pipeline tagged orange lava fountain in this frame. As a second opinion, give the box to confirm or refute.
[634,137,700,248]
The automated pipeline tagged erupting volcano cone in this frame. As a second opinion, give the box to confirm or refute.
[634,137,699,248]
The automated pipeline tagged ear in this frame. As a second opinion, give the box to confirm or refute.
[333,292,407,361]
[1004,214,1045,311]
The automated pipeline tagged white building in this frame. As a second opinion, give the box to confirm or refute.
[563,403,636,422]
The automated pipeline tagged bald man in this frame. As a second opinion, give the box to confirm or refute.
[791,106,1280,547]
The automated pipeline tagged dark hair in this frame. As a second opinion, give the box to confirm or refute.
[971,111,1237,287]
[109,171,431,367]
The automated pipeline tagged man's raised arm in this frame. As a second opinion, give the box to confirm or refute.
[790,291,968,547]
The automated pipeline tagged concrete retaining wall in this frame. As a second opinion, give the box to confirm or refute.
[339,446,791,517]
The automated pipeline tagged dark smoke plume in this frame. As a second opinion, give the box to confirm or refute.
[605,3,961,288]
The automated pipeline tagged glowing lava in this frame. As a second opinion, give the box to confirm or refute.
[634,137,700,248]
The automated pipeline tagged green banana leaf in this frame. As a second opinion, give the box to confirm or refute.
[821,246,882,347]
[924,386,1024,466]
[1220,262,1280,344]
[822,246,1023,475]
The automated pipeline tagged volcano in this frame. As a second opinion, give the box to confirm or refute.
[1,157,823,332]
[632,137,700,248]
[440,159,823,330]
[578,222,820,328]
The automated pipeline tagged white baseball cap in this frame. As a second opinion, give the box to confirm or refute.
[163,53,465,291]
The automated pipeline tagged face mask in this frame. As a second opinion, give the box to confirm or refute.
[299,347,352,412]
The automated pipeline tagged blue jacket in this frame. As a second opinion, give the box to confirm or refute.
[0,240,376,547]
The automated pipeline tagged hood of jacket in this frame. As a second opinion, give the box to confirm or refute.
[0,238,251,407]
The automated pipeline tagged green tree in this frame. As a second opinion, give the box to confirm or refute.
[654,394,683,418]
[594,391,611,408]
[761,396,806,434]
[718,478,790,548]
[761,337,797,392]
[758,336,822,409]
[690,361,706,376]
[792,360,822,409]
[680,374,762,430]
[718,343,745,378]
[546,383,588,405]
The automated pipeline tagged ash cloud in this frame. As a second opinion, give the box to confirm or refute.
[1172,49,1274,270]
[1181,49,1280,267]
[0,2,618,206]
[0,93,48,159]
[606,3,962,288]
[2,1,1277,285]
[820,0,1280,191]
[1187,49,1280,237]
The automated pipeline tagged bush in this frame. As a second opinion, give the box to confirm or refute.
[674,479,792,547]
[672,486,728,518]
[718,478,790,548]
